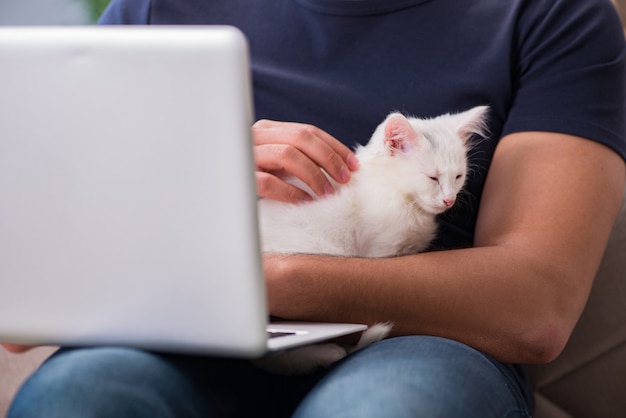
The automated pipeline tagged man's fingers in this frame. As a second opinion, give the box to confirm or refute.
[254,143,334,199]
[252,120,358,188]
[2,344,35,353]
[256,171,313,203]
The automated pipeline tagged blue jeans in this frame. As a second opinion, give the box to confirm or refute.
[9,336,533,417]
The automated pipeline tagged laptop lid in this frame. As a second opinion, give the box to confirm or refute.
[0,26,272,357]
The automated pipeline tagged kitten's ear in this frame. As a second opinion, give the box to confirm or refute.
[455,106,489,143]
[383,113,418,156]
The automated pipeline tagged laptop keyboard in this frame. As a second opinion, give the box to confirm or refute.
[267,330,297,339]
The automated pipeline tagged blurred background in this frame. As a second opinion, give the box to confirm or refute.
[0,0,110,25]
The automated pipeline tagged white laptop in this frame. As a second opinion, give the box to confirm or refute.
[0,26,366,357]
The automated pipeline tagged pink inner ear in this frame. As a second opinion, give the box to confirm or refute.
[384,114,418,156]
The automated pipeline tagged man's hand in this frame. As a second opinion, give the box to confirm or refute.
[2,344,35,353]
[253,120,359,203]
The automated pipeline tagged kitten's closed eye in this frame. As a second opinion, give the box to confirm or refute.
[429,175,463,182]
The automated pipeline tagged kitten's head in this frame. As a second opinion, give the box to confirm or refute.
[363,106,489,214]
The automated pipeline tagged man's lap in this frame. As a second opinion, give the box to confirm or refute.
[8,336,533,418]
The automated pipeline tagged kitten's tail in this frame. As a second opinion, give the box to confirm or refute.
[350,321,393,353]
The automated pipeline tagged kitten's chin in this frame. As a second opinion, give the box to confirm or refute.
[426,203,452,215]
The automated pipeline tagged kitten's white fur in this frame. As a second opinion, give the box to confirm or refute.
[255,106,489,374]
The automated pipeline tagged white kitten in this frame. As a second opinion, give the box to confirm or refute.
[255,106,489,374]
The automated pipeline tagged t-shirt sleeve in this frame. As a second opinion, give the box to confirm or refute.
[98,0,152,24]
[502,0,626,160]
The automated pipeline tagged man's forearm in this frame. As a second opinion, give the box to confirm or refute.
[264,245,575,364]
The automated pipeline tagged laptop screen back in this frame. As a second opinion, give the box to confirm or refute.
[0,26,268,356]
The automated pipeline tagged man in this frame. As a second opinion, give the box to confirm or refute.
[6,0,626,416]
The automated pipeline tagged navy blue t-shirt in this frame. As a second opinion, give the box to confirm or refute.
[99,0,626,250]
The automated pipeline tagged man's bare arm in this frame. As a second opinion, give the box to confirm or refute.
[263,131,626,364]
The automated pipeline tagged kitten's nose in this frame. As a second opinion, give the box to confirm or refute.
[443,198,455,208]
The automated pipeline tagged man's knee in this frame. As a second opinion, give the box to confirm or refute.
[293,336,532,418]
[8,347,205,418]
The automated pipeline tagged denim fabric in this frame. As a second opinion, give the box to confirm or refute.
[293,336,533,418]
[9,336,532,418]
